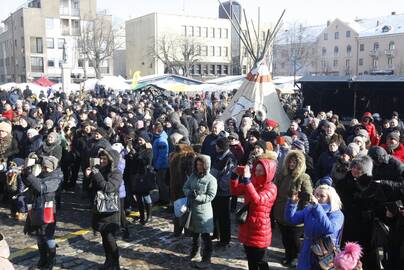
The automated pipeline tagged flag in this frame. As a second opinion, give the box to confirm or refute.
[131,71,141,89]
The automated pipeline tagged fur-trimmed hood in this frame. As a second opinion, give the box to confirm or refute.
[282,150,306,180]
[350,155,373,176]
[193,154,211,175]
[98,147,120,169]
[258,151,278,161]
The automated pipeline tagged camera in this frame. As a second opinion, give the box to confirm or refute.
[90,158,100,167]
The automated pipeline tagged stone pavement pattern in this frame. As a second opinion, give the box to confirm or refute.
[0,189,291,270]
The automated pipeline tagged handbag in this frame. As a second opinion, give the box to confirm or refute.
[310,236,338,270]
[235,204,249,224]
[94,190,119,213]
[174,197,188,218]
[27,200,55,226]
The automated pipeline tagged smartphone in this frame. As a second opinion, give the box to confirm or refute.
[90,158,100,167]
[25,158,36,167]
[236,166,245,176]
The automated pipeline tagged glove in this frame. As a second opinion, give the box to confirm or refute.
[239,177,251,185]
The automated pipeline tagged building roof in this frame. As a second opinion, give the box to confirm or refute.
[298,75,404,83]
[354,13,404,37]
[298,75,351,82]
[275,24,326,45]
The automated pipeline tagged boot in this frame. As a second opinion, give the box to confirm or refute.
[98,253,112,270]
[37,243,48,269]
[138,207,146,225]
[46,247,56,270]
[189,241,200,261]
[195,235,212,269]
[145,203,152,223]
[111,250,120,270]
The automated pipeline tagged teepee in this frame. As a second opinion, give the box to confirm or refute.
[218,2,290,131]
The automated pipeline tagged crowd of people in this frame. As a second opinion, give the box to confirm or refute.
[0,84,402,270]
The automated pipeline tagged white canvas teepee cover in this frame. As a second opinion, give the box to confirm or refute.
[221,61,290,131]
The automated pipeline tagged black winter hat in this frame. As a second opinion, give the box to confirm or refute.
[216,137,230,152]
[138,130,151,142]
[255,140,267,151]
[94,127,107,138]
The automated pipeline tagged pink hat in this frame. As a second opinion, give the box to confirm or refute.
[334,242,362,270]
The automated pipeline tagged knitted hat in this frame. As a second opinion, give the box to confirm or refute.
[291,140,305,152]
[318,176,333,186]
[387,131,400,142]
[334,242,363,270]
[255,140,267,151]
[265,119,278,129]
[42,156,59,171]
[0,121,12,133]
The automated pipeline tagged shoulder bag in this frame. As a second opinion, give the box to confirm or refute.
[94,190,119,213]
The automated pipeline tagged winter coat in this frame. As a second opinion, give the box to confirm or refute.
[23,168,63,233]
[273,150,313,226]
[24,135,43,157]
[201,133,219,158]
[285,201,344,270]
[39,136,63,162]
[230,143,245,164]
[0,135,19,162]
[230,159,278,249]
[316,150,339,179]
[152,131,169,169]
[183,155,217,234]
[0,234,14,270]
[381,143,404,164]
[362,122,379,146]
[168,112,190,145]
[124,144,152,195]
[169,144,196,202]
[211,150,236,197]
[91,148,122,232]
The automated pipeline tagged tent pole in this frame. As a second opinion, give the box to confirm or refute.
[243,9,255,58]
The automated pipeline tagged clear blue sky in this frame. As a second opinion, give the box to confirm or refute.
[1,0,403,26]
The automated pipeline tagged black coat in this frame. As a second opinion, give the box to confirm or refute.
[24,135,43,157]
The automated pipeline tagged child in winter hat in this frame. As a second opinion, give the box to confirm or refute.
[334,242,363,270]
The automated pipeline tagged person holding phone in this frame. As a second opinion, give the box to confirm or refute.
[284,185,344,269]
[230,158,277,270]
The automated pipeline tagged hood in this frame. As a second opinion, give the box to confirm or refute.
[282,150,307,180]
[258,151,278,161]
[0,233,10,259]
[168,112,181,125]
[252,158,277,187]
[193,154,211,175]
[368,146,389,165]
[99,147,120,169]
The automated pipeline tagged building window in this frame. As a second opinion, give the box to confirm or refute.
[195,64,201,75]
[346,45,352,56]
[359,58,363,66]
[322,47,326,56]
[334,32,339,39]
[388,57,393,66]
[209,46,215,56]
[217,28,222,38]
[209,64,215,74]
[203,64,208,75]
[30,56,44,72]
[242,65,247,74]
[324,33,328,40]
[346,31,351,37]
[72,0,80,9]
[373,42,379,50]
[388,41,395,50]
[223,47,228,57]
[61,19,69,35]
[195,26,201,37]
[216,46,221,57]
[58,38,65,49]
[382,25,391,33]
[187,26,194,37]
[46,38,54,49]
[209,27,215,38]
[201,46,208,56]
[224,29,229,39]
[373,59,378,69]
[203,27,208,37]
[48,60,55,67]
[333,59,338,67]
[20,16,24,27]
[346,59,350,68]
[196,45,201,55]
[217,65,222,75]
[360,44,364,51]
[223,65,228,75]
[334,46,339,56]
[30,37,43,53]
[182,25,187,36]
[71,20,80,36]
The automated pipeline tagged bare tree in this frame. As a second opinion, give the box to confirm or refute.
[78,16,124,79]
[151,35,201,77]
[273,22,318,77]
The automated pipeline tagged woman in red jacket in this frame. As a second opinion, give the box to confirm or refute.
[230,158,277,270]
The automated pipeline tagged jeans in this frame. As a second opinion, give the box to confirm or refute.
[244,245,270,270]
[212,196,231,244]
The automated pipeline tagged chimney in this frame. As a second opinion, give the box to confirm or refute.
[391,11,396,15]
[327,20,330,26]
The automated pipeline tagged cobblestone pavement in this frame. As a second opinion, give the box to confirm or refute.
[0,187,291,270]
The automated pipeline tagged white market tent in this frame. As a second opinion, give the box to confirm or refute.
[0,83,18,91]
[219,3,290,131]
[99,75,131,90]
[51,83,81,94]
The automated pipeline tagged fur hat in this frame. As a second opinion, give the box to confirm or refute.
[0,121,12,134]
[350,155,373,176]
[42,156,59,171]
[334,242,363,270]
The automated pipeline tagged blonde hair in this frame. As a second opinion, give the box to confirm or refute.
[315,185,342,212]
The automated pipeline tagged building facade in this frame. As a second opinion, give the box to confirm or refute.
[126,13,233,79]
[0,0,113,84]
[274,12,404,76]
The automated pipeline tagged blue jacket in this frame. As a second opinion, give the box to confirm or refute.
[316,150,339,179]
[285,200,344,270]
[152,131,169,169]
